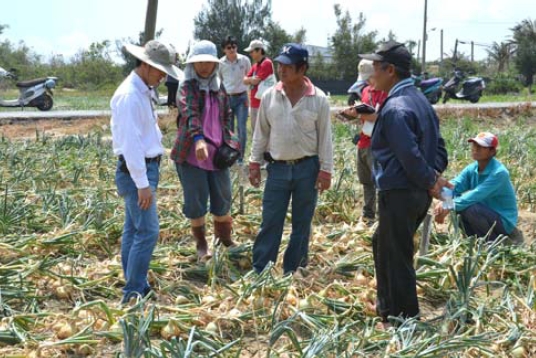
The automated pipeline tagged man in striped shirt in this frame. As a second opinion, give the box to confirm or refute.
[248,43,333,275]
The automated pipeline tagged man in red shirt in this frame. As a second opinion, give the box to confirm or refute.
[243,39,274,135]
[342,59,387,227]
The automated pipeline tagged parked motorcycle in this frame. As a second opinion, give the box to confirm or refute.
[0,66,58,111]
[442,69,485,104]
[346,79,368,105]
[412,74,443,104]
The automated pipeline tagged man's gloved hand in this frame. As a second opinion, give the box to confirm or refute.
[316,170,331,193]
[249,162,261,187]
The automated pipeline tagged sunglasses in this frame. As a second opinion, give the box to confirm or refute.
[225,44,237,50]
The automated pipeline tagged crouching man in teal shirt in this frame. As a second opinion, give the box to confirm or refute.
[434,132,523,244]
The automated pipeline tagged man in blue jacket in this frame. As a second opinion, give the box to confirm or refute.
[434,132,523,244]
[360,41,449,325]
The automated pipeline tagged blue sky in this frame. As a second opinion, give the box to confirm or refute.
[1,0,533,63]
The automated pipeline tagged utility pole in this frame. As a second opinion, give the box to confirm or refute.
[440,29,444,69]
[454,39,458,65]
[144,0,158,44]
[421,0,428,72]
[470,41,474,62]
[417,40,421,64]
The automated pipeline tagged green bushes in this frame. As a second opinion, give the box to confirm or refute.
[0,39,124,90]
[485,73,524,95]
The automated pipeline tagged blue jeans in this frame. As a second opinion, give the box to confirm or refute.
[115,160,160,303]
[175,163,231,219]
[458,203,508,241]
[252,156,319,274]
[229,93,249,162]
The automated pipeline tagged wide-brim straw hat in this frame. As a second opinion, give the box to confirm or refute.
[124,40,184,80]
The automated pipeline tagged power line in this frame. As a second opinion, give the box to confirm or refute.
[432,20,518,25]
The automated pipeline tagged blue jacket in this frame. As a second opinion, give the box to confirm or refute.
[371,79,448,191]
[451,158,517,233]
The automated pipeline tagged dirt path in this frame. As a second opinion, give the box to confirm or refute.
[0,116,111,140]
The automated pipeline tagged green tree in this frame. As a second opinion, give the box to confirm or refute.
[67,40,123,90]
[440,51,480,76]
[262,23,306,59]
[193,0,272,56]
[486,41,514,72]
[308,51,337,80]
[261,21,291,59]
[330,4,377,80]
[406,40,417,58]
[0,24,7,36]
[0,39,44,79]
[510,18,536,93]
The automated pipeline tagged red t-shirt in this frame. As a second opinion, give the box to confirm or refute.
[357,85,388,149]
[247,57,274,108]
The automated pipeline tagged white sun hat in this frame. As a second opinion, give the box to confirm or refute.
[185,40,220,64]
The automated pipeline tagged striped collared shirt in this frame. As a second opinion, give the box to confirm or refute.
[249,77,333,173]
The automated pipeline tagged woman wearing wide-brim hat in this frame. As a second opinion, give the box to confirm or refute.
[170,40,240,261]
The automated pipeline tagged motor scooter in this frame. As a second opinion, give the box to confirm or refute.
[346,79,368,105]
[442,69,485,104]
[0,66,58,111]
[412,73,443,104]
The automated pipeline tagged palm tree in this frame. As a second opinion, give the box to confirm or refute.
[486,42,514,72]
[510,18,536,93]
[406,40,417,58]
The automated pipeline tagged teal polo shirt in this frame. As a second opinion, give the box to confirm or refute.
[451,157,518,233]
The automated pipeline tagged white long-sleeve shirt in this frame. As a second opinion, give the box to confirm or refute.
[249,77,333,173]
[110,71,164,189]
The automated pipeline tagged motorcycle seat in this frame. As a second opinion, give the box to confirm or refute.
[420,78,442,88]
[16,78,48,88]
[465,77,481,84]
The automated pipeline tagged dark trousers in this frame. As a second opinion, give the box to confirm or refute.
[166,82,179,107]
[372,189,431,321]
[356,146,376,220]
[458,203,508,241]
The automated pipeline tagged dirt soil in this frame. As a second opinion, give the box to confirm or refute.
[0,117,111,140]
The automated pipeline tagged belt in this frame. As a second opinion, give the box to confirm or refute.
[271,156,315,165]
[118,155,161,164]
[228,91,246,97]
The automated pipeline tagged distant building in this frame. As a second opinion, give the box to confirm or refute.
[303,44,333,64]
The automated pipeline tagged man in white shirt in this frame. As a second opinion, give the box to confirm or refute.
[219,36,251,163]
[248,43,333,274]
[111,40,183,304]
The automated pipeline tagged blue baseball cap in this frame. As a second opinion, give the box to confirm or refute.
[275,43,309,65]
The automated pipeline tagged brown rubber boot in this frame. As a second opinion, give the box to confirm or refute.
[214,220,236,247]
[191,225,212,260]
